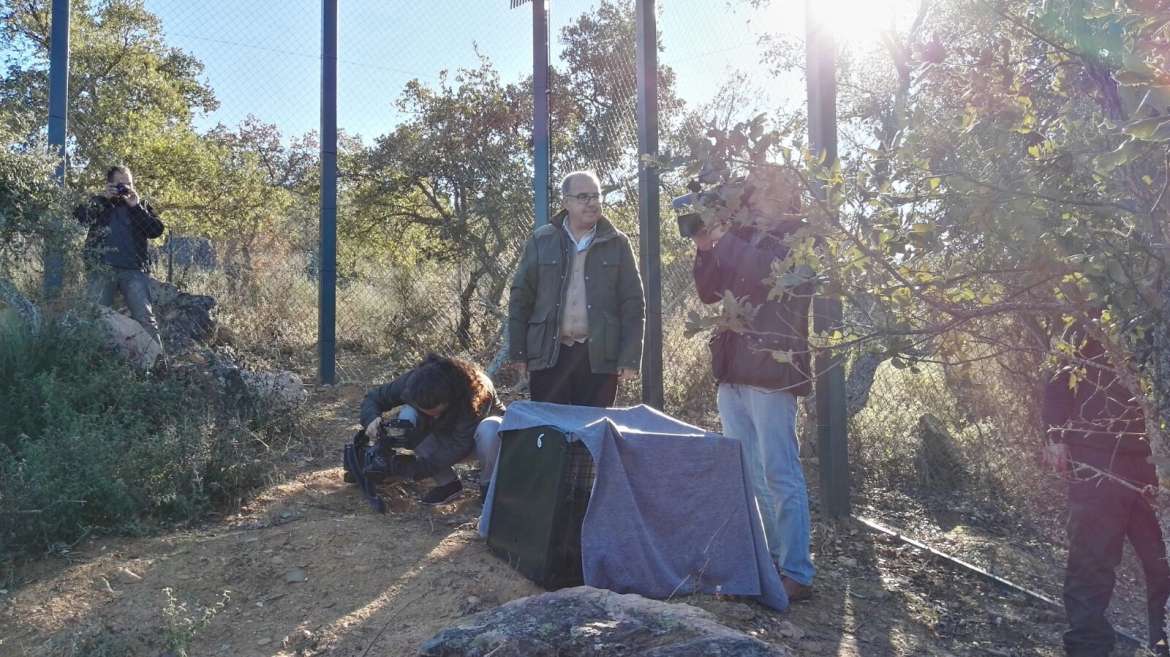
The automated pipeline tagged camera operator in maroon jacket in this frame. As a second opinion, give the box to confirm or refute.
[1042,325,1170,657]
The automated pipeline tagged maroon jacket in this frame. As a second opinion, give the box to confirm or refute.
[1042,331,1149,456]
[693,222,813,395]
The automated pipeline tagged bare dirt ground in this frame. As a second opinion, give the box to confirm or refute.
[0,383,1152,657]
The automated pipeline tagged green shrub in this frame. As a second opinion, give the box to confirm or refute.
[0,316,297,556]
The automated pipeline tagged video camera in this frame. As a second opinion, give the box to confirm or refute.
[377,417,417,451]
[671,178,755,239]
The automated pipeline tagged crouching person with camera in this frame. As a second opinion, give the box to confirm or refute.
[354,354,505,507]
[75,165,166,350]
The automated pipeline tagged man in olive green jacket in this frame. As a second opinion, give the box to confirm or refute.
[507,171,645,407]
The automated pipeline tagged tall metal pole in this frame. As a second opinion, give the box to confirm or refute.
[532,0,551,227]
[43,0,70,297]
[318,0,338,384]
[636,0,663,409]
[806,0,850,517]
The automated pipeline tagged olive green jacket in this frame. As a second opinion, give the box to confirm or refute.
[508,212,645,374]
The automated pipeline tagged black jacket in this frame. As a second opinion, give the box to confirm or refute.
[693,222,813,395]
[75,196,165,272]
[1042,331,1149,457]
[360,367,506,470]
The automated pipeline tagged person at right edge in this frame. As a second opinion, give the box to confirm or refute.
[1042,324,1170,657]
[690,178,816,603]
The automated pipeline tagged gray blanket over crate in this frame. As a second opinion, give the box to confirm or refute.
[479,401,788,611]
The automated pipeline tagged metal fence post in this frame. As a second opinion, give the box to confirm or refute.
[43,0,70,298]
[532,0,551,228]
[318,0,337,385]
[636,0,663,409]
[806,0,850,517]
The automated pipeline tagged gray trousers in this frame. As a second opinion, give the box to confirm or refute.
[87,268,163,348]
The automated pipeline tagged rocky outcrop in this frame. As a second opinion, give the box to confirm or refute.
[419,586,788,657]
[915,413,966,489]
[148,278,217,351]
[97,307,164,370]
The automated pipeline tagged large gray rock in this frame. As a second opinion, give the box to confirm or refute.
[148,278,216,352]
[915,412,966,489]
[199,347,306,409]
[419,586,788,657]
[97,307,163,370]
[241,369,308,408]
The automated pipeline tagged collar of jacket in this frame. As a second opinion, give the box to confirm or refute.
[551,208,619,245]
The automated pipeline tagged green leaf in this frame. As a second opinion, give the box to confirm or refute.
[1121,116,1170,141]
[1114,69,1158,86]
[1093,138,1141,173]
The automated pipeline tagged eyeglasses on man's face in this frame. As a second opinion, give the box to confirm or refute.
[566,192,601,203]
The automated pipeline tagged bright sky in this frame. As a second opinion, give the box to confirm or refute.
[141,0,813,142]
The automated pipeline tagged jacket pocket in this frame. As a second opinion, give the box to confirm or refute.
[604,312,620,362]
[525,319,548,365]
[525,306,556,365]
[599,257,619,287]
[537,248,563,311]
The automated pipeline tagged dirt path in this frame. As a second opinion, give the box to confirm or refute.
[0,385,1126,657]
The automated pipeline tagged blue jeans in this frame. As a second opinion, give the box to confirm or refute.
[87,268,162,348]
[717,383,815,585]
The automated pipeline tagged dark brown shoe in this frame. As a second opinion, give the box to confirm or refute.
[782,576,813,602]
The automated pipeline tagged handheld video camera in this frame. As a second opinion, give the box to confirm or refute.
[671,179,755,239]
[115,183,131,197]
[377,417,416,450]
[671,180,709,239]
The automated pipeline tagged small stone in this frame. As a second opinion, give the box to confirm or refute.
[839,557,858,568]
[777,620,806,640]
[283,629,315,649]
[257,637,271,646]
[285,567,307,583]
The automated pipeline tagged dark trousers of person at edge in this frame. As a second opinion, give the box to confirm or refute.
[529,341,617,407]
[1064,447,1170,657]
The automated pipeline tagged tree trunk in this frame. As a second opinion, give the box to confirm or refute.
[455,267,487,350]
[846,351,884,420]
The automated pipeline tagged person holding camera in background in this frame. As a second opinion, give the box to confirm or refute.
[686,170,816,602]
[356,354,505,505]
[507,170,644,407]
[75,165,166,350]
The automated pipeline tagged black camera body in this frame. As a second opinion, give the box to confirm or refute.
[378,417,417,450]
[671,177,759,239]
[386,417,415,432]
[671,188,720,238]
[115,183,131,196]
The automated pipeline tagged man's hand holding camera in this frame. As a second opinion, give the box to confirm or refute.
[104,180,141,208]
[364,416,384,441]
[691,222,728,252]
